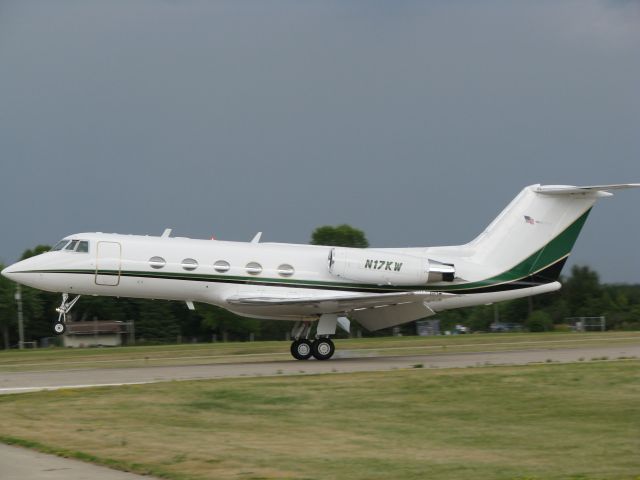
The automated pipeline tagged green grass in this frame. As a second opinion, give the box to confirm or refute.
[1,360,639,480]
[1,331,638,372]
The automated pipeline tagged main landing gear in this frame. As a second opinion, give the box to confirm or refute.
[289,314,348,361]
[290,337,335,361]
[53,293,81,335]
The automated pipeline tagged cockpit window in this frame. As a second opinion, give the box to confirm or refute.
[52,239,89,253]
[51,240,70,251]
[65,240,79,251]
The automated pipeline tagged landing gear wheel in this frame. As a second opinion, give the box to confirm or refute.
[290,339,313,360]
[53,322,66,335]
[53,293,80,336]
[312,338,335,360]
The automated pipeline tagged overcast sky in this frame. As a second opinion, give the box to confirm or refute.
[1,0,638,282]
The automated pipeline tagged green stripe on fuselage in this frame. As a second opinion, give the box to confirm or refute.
[432,207,592,291]
[23,208,591,294]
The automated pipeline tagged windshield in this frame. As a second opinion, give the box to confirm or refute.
[51,239,89,253]
[65,240,79,251]
[51,240,70,251]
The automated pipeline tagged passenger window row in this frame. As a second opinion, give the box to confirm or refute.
[148,257,294,277]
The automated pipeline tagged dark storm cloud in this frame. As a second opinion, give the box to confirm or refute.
[0,0,638,281]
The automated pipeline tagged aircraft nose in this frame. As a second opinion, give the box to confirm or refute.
[1,264,17,281]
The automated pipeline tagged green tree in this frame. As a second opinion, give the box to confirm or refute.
[77,296,128,322]
[0,266,17,348]
[310,224,369,248]
[17,246,57,342]
[563,265,602,316]
[525,310,553,332]
[545,297,571,325]
[134,300,180,343]
[198,304,261,342]
[467,305,494,332]
[20,245,51,260]
[500,298,530,324]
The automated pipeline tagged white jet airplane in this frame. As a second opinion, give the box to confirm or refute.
[2,184,638,360]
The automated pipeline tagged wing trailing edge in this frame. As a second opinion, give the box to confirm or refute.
[226,290,454,312]
[349,302,436,331]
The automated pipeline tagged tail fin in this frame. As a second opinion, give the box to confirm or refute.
[467,184,639,282]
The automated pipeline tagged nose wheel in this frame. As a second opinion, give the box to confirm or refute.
[53,293,81,336]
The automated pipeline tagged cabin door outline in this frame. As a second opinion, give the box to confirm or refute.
[95,241,122,286]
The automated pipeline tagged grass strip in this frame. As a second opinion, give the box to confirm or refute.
[1,360,639,480]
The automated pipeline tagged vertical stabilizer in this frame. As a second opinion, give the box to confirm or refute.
[466,184,614,281]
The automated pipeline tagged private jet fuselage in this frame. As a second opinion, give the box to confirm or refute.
[3,183,638,360]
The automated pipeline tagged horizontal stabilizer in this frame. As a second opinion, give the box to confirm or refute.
[536,184,640,195]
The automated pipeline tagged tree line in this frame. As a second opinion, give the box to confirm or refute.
[1,225,639,348]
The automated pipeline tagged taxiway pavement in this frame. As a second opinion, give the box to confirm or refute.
[0,443,151,480]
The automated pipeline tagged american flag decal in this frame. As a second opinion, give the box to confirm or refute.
[524,215,536,225]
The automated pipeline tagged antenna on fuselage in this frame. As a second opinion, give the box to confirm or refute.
[251,232,262,243]
[161,228,172,238]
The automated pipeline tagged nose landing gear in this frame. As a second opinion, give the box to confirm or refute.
[53,293,81,335]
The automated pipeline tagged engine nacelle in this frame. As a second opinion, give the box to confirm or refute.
[328,248,455,286]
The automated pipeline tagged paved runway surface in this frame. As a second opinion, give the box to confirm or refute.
[1,344,639,394]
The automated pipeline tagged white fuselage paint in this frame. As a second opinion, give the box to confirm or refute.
[2,231,559,321]
[4,184,638,326]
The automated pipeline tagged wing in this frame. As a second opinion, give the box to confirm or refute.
[226,290,454,312]
[226,290,455,330]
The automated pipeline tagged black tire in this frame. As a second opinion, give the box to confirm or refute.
[290,339,313,360]
[311,338,335,360]
[53,322,66,336]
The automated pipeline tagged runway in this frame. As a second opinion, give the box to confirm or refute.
[1,343,638,395]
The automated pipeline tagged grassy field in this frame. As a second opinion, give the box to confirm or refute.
[1,360,639,480]
[0,331,638,372]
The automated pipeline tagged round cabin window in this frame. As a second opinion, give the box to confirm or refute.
[213,260,231,273]
[181,258,199,271]
[149,256,166,269]
[245,262,262,275]
[277,264,295,277]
